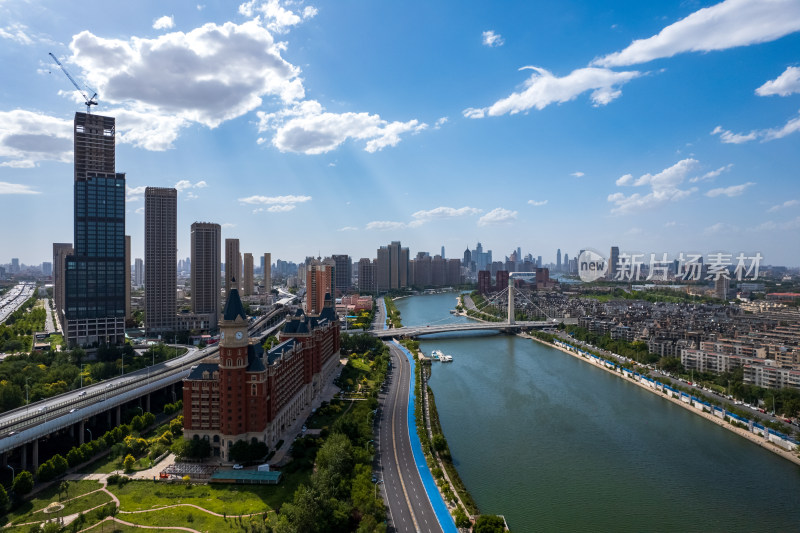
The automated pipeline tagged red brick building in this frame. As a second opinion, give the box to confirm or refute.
[183,288,340,461]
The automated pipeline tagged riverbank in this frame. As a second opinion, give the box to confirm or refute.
[523,332,800,467]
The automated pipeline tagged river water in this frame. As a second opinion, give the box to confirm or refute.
[392,292,800,532]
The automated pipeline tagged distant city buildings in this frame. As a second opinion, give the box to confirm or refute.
[144,187,177,336]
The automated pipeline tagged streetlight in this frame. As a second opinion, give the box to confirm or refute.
[6,464,14,480]
[136,406,144,417]
[374,478,383,499]
[86,428,92,442]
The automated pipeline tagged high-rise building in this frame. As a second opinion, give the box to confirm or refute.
[225,239,241,294]
[332,254,351,296]
[65,112,126,347]
[134,258,144,288]
[441,246,445,259]
[556,249,562,272]
[191,222,221,332]
[53,242,73,330]
[715,276,729,300]
[609,246,619,280]
[243,253,254,296]
[263,253,272,294]
[125,235,131,322]
[42,262,53,277]
[306,260,334,315]
[358,258,376,293]
[144,187,177,336]
[376,241,409,292]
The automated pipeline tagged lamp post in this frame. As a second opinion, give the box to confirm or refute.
[6,464,14,480]
[86,428,92,442]
[374,478,383,499]
[136,406,144,417]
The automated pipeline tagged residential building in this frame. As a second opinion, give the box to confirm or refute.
[225,239,241,294]
[52,242,73,330]
[191,222,221,332]
[332,254,351,296]
[145,187,177,336]
[306,260,334,315]
[376,241,408,292]
[358,258,376,294]
[243,253,254,296]
[263,252,272,293]
[134,258,143,288]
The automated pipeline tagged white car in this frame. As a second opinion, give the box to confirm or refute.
[233,464,243,470]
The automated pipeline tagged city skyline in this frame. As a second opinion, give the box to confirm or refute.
[1,1,799,265]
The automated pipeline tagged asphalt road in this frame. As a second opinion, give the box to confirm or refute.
[375,342,442,533]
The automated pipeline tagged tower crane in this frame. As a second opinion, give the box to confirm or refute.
[48,52,98,112]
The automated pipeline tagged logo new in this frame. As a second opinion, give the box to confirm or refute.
[578,250,607,282]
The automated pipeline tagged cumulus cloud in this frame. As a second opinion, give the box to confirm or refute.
[409,206,482,227]
[238,194,311,205]
[706,182,755,197]
[434,117,448,129]
[175,179,208,191]
[689,164,733,183]
[0,110,73,168]
[0,181,40,194]
[366,221,407,231]
[593,0,800,68]
[478,208,517,226]
[238,0,317,34]
[754,216,800,231]
[757,66,800,96]
[528,199,547,206]
[68,18,305,149]
[767,199,799,212]
[712,111,800,144]
[338,226,358,232]
[571,171,585,178]
[608,158,699,214]
[153,16,175,30]
[258,100,426,154]
[463,66,642,118]
[704,222,738,235]
[482,30,504,47]
[267,204,295,212]
[0,23,34,45]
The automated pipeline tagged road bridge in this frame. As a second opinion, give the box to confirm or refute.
[370,320,556,339]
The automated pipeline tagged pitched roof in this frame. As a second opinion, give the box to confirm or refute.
[223,288,247,321]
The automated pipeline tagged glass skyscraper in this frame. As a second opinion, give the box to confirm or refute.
[65,112,126,347]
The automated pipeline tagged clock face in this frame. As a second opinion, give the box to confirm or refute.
[235,331,244,340]
[220,331,225,340]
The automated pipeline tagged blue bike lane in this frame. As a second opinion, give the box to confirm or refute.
[392,340,458,533]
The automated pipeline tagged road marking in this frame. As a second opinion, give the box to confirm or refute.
[390,345,421,533]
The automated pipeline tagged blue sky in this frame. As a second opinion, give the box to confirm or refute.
[1,0,799,267]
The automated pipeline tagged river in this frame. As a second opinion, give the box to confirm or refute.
[392,292,800,532]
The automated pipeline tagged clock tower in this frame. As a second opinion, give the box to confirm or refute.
[218,280,249,439]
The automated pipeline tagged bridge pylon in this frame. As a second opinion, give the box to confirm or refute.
[508,277,514,325]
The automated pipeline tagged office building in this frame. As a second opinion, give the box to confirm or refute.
[42,262,53,277]
[243,253,254,296]
[125,235,131,321]
[556,249,561,272]
[225,239,241,294]
[191,222,221,332]
[64,112,126,347]
[609,246,619,280]
[145,187,177,336]
[263,253,272,293]
[332,254,351,296]
[358,258,377,294]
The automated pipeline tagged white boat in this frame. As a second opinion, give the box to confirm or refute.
[440,354,453,362]
[431,349,444,360]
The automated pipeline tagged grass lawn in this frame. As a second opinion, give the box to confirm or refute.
[307,399,354,429]
[0,480,102,526]
[118,506,254,532]
[82,521,180,533]
[110,471,309,516]
[79,451,126,474]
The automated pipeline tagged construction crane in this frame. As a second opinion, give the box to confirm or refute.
[48,52,98,112]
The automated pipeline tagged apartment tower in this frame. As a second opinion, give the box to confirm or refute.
[144,187,177,336]
[243,253,254,296]
[191,222,221,332]
[225,239,241,295]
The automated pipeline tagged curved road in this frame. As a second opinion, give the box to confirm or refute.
[375,341,442,533]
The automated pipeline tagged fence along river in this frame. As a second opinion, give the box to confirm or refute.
[393,292,800,532]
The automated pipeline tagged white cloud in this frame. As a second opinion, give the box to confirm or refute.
[221,223,236,228]
[153,16,175,30]
[175,179,207,192]
[616,173,633,186]
[0,23,33,45]
[706,182,755,197]
[608,158,699,214]
[712,111,800,144]
[366,221,406,231]
[259,100,426,154]
[68,18,305,150]
[239,0,317,34]
[754,216,800,231]
[594,0,800,68]
[482,30,504,47]
[704,222,738,235]
[571,171,585,178]
[0,110,73,168]
[135,206,145,214]
[267,204,295,212]
[757,66,800,97]
[409,206,482,226]
[238,194,312,205]
[338,226,358,232]
[463,66,642,118]
[664,221,677,227]
[767,199,799,212]
[478,207,517,226]
[689,163,733,183]
[0,181,40,194]
[434,117,448,129]
[528,199,548,206]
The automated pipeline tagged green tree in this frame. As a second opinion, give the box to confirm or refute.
[59,480,70,501]
[473,514,506,533]
[0,482,8,511]
[12,470,34,496]
[123,454,135,472]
